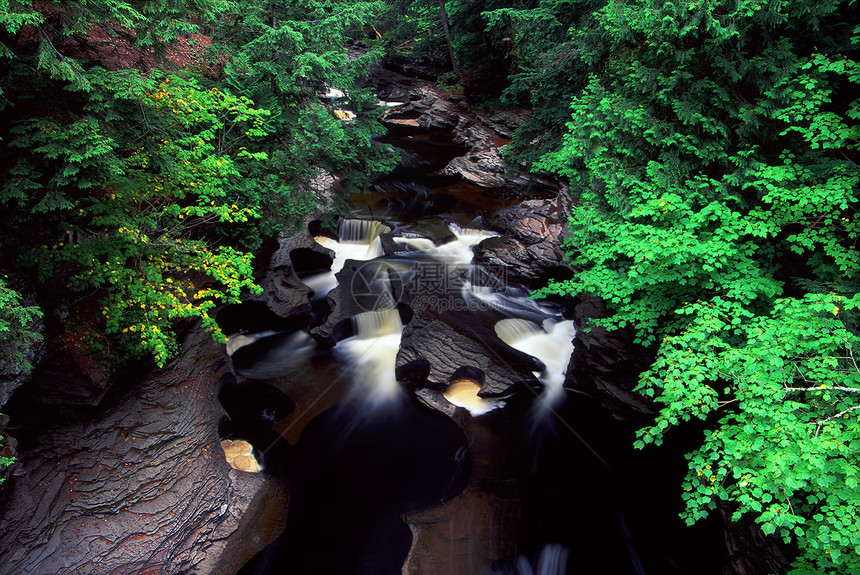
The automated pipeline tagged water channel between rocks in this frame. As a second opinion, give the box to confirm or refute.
[221,127,726,575]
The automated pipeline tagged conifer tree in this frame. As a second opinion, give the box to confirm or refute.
[0,0,391,368]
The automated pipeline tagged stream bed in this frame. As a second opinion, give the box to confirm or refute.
[221,127,727,575]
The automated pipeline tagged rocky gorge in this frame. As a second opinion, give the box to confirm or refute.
[0,61,771,575]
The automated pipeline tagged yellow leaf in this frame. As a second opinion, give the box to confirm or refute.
[833,306,839,315]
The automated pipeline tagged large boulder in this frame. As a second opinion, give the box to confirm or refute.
[0,325,286,575]
[397,302,542,396]
[567,297,656,421]
[257,229,333,321]
[474,191,575,287]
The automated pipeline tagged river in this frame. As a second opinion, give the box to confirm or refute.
[220,126,726,575]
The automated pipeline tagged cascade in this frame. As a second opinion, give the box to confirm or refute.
[419,222,497,264]
[336,308,404,405]
[305,218,388,296]
[230,121,727,575]
[495,317,576,406]
[393,235,437,252]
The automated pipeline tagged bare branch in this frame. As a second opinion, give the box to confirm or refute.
[784,386,860,393]
[814,405,860,437]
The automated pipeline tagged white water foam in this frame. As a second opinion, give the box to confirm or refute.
[495,317,576,405]
[419,223,497,265]
[337,309,404,405]
[393,236,437,252]
[306,219,388,296]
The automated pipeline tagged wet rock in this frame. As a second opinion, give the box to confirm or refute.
[397,299,542,397]
[567,297,656,421]
[229,330,316,380]
[0,325,286,575]
[308,259,405,345]
[474,191,575,288]
[258,230,332,320]
[369,65,542,193]
[441,149,510,188]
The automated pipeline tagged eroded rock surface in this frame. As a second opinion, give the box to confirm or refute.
[258,230,332,320]
[371,65,549,193]
[475,192,574,287]
[397,304,542,396]
[0,326,286,575]
[567,297,656,421]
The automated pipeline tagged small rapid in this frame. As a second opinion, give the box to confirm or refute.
[495,318,577,406]
[304,219,389,297]
[336,309,405,405]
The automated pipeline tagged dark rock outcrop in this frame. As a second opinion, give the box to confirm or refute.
[397,304,542,396]
[475,191,575,287]
[566,297,656,421]
[0,314,43,411]
[370,66,553,193]
[0,325,286,575]
[257,230,332,320]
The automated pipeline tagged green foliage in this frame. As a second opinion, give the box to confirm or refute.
[0,276,42,374]
[1,0,395,368]
[484,0,602,163]
[13,73,270,367]
[378,0,449,61]
[648,294,860,574]
[0,433,13,485]
[214,0,397,195]
[533,0,860,571]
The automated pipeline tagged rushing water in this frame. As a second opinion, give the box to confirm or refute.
[302,219,389,298]
[495,318,577,408]
[227,128,725,575]
[336,309,404,405]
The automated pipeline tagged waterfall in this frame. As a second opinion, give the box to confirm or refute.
[393,236,437,252]
[419,223,497,265]
[337,219,389,244]
[337,309,404,405]
[307,219,388,296]
[495,318,576,405]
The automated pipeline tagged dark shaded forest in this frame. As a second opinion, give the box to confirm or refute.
[1,1,858,572]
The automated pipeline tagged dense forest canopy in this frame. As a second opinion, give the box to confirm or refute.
[0,0,395,367]
[1,0,859,573]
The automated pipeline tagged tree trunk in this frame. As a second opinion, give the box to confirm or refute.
[437,0,461,79]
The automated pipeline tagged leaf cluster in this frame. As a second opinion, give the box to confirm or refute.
[1,0,394,368]
[531,0,860,571]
